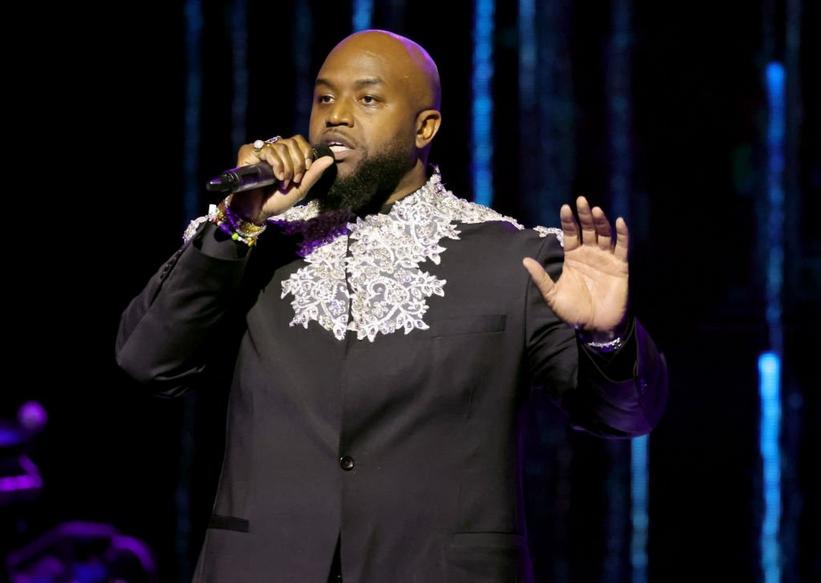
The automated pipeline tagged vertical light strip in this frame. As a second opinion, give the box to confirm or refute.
[180,3,203,579]
[524,0,573,228]
[352,0,373,31]
[517,0,541,221]
[384,0,407,30]
[630,436,649,583]
[292,1,314,133]
[603,442,628,583]
[230,0,248,152]
[759,352,782,583]
[472,0,495,206]
[765,62,785,356]
[518,0,535,112]
[759,60,785,583]
[183,0,203,222]
[607,0,632,222]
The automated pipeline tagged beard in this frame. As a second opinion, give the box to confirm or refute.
[316,139,413,216]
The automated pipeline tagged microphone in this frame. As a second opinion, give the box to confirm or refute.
[206,144,335,193]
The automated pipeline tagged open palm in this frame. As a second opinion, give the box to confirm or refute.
[523,196,629,332]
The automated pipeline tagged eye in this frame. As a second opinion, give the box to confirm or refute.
[360,95,379,105]
[317,94,334,104]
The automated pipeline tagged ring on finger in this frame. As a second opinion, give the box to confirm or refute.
[253,135,282,152]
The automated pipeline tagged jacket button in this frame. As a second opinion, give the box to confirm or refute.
[339,456,355,471]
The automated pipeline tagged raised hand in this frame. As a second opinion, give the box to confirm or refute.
[522,196,629,333]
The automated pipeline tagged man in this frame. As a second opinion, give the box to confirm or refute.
[117,30,667,583]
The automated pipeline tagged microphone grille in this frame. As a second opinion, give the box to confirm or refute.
[311,143,335,161]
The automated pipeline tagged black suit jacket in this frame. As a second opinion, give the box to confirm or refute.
[117,218,667,583]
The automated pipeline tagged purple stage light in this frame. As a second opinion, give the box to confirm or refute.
[18,401,47,432]
[0,455,42,494]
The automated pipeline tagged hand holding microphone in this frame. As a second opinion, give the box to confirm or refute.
[207,134,335,224]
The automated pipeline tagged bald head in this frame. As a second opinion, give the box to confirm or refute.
[323,30,441,111]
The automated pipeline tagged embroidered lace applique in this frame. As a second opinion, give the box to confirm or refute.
[533,225,565,246]
[276,171,566,341]
[280,236,351,340]
[183,204,219,243]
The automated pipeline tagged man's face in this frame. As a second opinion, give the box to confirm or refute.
[309,45,418,182]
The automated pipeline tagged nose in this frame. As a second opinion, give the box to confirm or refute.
[326,99,353,127]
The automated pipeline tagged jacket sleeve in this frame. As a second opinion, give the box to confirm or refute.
[115,222,251,397]
[524,233,668,437]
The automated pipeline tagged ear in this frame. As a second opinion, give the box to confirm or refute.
[415,109,442,149]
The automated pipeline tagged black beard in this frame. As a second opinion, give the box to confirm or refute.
[317,144,412,216]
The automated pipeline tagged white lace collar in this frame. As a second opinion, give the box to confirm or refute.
[271,170,562,342]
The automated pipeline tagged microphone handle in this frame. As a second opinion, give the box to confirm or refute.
[209,163,276,194]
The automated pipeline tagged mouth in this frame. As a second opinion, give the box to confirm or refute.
[321,134,356,158]
[328,143,351,153]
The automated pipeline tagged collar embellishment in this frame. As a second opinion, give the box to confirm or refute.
[274,171,564,341]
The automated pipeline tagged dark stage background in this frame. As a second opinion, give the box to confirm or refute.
[4,0,818,581]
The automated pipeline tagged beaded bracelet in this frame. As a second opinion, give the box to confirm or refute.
[208,195,267,247]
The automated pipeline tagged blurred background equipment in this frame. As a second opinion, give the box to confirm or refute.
[0,402,47,507]
[5,521,157,583]
[1,403,157,582]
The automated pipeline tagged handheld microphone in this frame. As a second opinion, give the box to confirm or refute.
[206,144,335,194]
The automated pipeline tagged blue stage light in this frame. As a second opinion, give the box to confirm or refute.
[472,0,495,206]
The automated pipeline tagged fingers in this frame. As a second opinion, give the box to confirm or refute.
[559,196,628,257]
[522,257,556,299]
[592,206,612,250]
[279,139,309,189]
[614,216,629,261]
[239,135,314,190]
[560,204,581,250]
[291,134,314,164]
[298,155,336,193]
[577,196,597,246]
